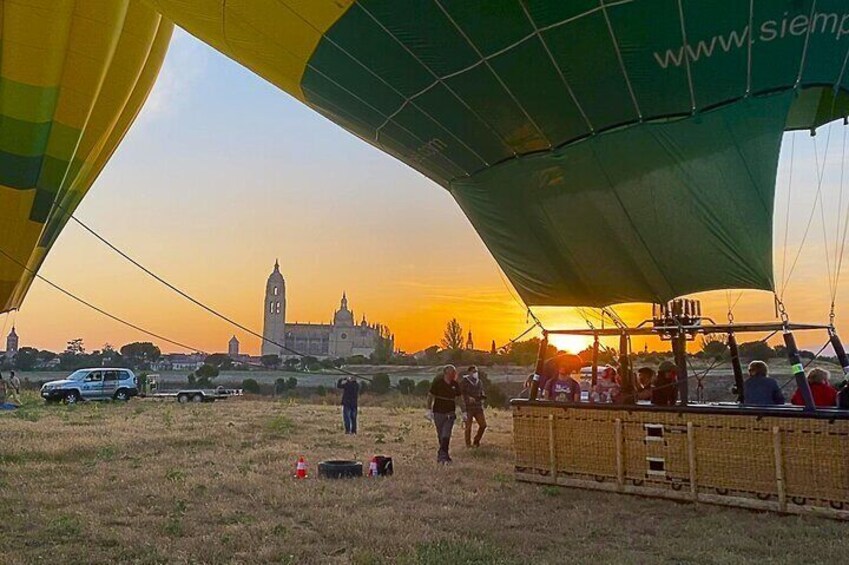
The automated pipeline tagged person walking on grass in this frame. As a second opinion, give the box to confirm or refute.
[426,365,461,464]
[459,366,487,448]
[336,376,360,434]
[8,371,21,404]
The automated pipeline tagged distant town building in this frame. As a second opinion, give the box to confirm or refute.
[228,335,240,357]
[261,260,391,360]
[466,330,474,350]
[5,326,18,358]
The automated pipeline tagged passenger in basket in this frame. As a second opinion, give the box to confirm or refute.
[593,366,620,403]
[636,367,655,401]
[651,361,678,406]
[544,362,581,403]
[742,360,785,406]
[791,368,837,407]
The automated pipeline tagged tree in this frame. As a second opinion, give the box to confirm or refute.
[316,385,327,397]
[397,378,416,394]
[274,378,288,395]
[283,357,299,371]
[204,353,233,370]
[491,340,497,355]
[414,379,431,396]
[371,324,394,363]
[13,347,38,371]
[301,356,320,371]
[241,378,261,394]
[479,370,508,408]
[65,338,85,355]
[120,342,161,369]
[441,319,465,350]
[195,363,219,379]
[370,373,391,394]
[738,340,774,361]
[699,335,727,360]
[261,354,281,369]
[286,377,298,390]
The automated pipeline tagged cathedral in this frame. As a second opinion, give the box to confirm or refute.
[261,261,389,360]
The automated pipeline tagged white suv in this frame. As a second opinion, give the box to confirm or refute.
[41,368,139,404]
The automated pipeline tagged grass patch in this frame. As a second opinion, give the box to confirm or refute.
[266,414,295,436]
[409,540,516,565]
[45,514,83,539]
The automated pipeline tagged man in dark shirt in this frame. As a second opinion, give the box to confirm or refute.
[743,360,785,406]
[459,366,487,447]
[336,376,360,434]
[427,365,461,463]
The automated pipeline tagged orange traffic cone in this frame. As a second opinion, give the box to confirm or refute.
[295,456,307,479]
[368,456,378,477]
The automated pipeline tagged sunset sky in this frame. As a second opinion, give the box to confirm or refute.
[4,29,849,357]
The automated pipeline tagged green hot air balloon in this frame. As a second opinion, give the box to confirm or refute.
[0,1,172,312]
[148,0,849,308]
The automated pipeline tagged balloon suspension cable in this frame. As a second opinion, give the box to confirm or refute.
[526,307,544,332]
[774,294,790,326]
[781,123,836,298]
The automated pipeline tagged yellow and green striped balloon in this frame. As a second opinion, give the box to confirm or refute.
[0,0,171,312]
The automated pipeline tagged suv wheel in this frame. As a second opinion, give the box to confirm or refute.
[64,390,81,405]
[114,389,130,402]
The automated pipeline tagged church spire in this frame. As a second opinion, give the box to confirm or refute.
[274,258,280,272]
[341,291,348,310]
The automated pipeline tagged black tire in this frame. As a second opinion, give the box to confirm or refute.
[114,389,131,402]
[64,390,81,405]
[318,460,363,479]
[192,393,203,403]
[177,393,190,404]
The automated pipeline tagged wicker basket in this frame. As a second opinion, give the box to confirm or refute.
[513,401,849,519]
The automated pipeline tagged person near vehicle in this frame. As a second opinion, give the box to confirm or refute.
[7,371,21,404]
[743,360,785,406]
[636,367,654,401]
[459,366,487,447]
[545,362,581,403]
[336,376,360,434]
[0,373,6,404]
[427,365,461,464]
[791,368,837,408]
[651,361,679,406]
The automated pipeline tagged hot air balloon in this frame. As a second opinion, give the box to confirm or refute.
[141,0,849,517]
[0,1,172,312]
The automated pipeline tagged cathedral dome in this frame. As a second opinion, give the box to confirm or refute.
[333,292,354,326]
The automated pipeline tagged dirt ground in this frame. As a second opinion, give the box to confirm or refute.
[1,393,847,564]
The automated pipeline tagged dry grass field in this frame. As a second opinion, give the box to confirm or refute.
[1,393,847,564]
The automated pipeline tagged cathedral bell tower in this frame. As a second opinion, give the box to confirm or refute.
[261,260,286,357]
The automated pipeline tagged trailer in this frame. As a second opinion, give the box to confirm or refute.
[140,374,243,403]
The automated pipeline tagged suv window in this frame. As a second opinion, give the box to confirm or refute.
[119,370,133,381]
[103,370,119,382]
[84,372,103,382]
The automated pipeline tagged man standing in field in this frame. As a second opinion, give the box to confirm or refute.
[426,365,461,464]
[459,366,487,447]
[336,376,360,434]
[7,371,20,404]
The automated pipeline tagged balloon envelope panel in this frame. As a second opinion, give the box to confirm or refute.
[133,2,849,305]
[0,1,173,313]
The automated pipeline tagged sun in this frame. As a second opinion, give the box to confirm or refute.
[548,334,593,354]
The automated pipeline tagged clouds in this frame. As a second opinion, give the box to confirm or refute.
[138,28,210,124]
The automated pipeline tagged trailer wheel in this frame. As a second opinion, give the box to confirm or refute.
[177,393,190,404]
[318,460,363,479]
[192,393,204,403]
